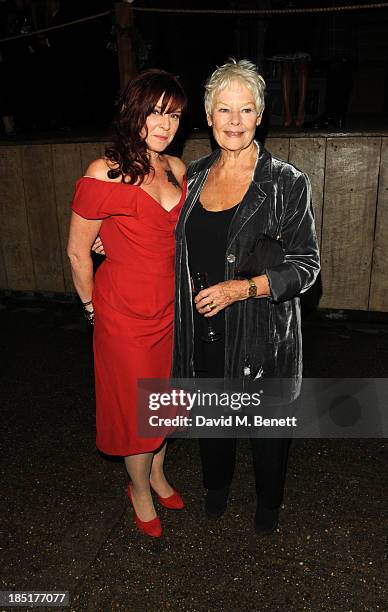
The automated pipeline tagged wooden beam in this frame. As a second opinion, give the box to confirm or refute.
[369,138,388,311]
[289,137,326,246]
[0,147,35,290]
[265,137,290,162]
[22,145,65,292]
[115,2,137,90]
[320,137,381,310]
[52,144,83,293]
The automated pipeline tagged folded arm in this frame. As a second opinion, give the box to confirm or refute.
[195,173,319,315]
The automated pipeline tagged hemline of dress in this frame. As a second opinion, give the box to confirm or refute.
[96,439,166,457]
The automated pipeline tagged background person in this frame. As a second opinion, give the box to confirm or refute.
[265,1,314,127]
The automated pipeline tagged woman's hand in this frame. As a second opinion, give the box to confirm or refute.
[92,236,106,255]
[195,275,271,316]
[195,280,249,317]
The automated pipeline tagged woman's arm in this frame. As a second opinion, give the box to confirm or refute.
[67,212,102,310]
[69,158,118,296]
[265,173,320,302]
[195,172,319,315]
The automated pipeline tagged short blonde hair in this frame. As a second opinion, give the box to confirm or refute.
[204,59,266,116]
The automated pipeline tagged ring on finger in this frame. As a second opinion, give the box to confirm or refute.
[207,301,215,311]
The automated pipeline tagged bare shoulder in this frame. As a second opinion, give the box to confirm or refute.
[166,155,186,183]
[84,158,121,182]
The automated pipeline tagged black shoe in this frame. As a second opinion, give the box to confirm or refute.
[205,486,229,519]
[254,503,279,535]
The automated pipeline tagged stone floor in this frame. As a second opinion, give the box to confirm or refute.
[0,296,387,612]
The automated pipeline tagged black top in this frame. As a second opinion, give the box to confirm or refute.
[186,199,239,376]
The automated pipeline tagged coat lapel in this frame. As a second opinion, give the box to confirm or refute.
[181,149,220,226]
[183,141,273,246]
[227,141,272,248]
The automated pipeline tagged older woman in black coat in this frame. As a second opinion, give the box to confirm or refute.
[172,59,320,535]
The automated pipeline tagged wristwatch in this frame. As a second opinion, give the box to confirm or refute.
[247,278,257,298]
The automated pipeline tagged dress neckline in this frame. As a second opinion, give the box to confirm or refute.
[140,178,186,214]
[79,176,186,214]
[198,199,240,214]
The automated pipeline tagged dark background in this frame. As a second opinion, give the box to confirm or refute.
[0,0,387,136]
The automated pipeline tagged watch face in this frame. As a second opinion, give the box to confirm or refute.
[249,283,257,297]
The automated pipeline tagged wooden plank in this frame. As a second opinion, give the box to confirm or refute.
[80,143,106,174]
[265,137,290,161]
[0,147,35,290]
[22,145,65,292]
[369,138,388,311]
[182,138,211,165]
[319,137,381,310]
[0,239,7,289]
[52,144,83,293]
[289,138,326,246]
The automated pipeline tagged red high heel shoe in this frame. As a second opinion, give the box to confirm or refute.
[127,484,162,537]
[154,488,184,510]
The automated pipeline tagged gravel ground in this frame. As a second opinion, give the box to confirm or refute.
[0,296,387,612]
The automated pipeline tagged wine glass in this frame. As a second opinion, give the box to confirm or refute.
[191,272,221,343]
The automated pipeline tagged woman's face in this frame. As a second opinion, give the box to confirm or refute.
[141,93,182,153]
[207,81,262,152]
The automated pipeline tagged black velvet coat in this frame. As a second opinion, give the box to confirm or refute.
[172,141,320,403]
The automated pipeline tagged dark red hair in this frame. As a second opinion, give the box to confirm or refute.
[105,69,187,184]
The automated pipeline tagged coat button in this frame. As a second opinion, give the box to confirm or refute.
[226,253,236,263]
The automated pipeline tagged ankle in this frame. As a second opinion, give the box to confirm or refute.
[150,474,174,498]
[130,483,151,498]
[150,470,167,485]
[127,484,157,523]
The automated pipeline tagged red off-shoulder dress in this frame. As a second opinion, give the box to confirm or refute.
[71,177,186,456]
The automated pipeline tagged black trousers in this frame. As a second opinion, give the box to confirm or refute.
[199,437,291,509]
[195,328,290,509]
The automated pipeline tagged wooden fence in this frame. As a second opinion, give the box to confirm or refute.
[0,134,387,311]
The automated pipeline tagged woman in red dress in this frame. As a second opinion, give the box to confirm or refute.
[67,70,187,537]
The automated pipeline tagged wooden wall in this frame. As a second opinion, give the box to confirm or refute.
[0,142,105,294]
[1,135,387,311]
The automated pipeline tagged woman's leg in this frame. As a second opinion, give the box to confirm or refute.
[199,438,237,490]
[281,62,293,127]
[250,437,291,534]
[125,452,156,521]
[250,437,291,508]
[149,442,174,498]
[296,61,309,127]
[199,438,236,518]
